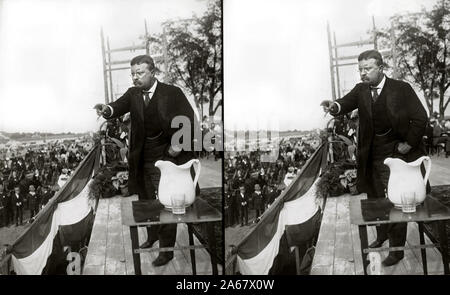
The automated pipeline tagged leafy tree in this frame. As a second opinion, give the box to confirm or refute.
[379,0,450,118]
[143,0,222,119]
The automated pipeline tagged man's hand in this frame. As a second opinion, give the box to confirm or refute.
[397,142,412,154]
[93,104,110,118]
[320,100,338,115]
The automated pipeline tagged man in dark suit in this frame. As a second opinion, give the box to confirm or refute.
[0,184,9,226]
[27,184,39,221]
[252,184,265,220]
[237,185,249,226]
[12,186,24,226]
[224,183,234,227]
[322,50,428,266]
[95,55,198,267]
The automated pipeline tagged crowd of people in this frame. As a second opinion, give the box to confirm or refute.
[0,138,92,228]
[427,118,450,157]
[224,137,317,227]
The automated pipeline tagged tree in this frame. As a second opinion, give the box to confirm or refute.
[379,0,450,118]
[144,0,222,119]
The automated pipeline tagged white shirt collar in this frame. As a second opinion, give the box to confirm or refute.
[373,75,386,92]
[143,80,158,101]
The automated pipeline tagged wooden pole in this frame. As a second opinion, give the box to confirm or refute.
[372,16,378,50]
[107,37,114,102]
[390,21,398,79]
[144,19,150,55]
[327,22,336,101]
[162,27,170,83]
[333,31,341,98]
[100,28,109,104]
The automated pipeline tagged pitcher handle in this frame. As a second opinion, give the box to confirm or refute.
[422,156,431,186]
[192,159,201,189]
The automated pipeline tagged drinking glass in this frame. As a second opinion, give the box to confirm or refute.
[401,192,416,213]
[171,193,186,215]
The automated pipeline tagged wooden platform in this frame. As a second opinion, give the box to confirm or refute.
[311,154,450,275]
[83,196,222,275]
[311,194,445,275]
[83,158,222,275]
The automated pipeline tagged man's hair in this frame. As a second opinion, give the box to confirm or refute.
[130,55,155,71]
[358,50,383,66]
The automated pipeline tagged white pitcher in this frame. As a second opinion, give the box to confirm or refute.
[383,156,431,208]
[154,159,201,209]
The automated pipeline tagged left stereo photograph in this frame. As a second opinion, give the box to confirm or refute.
[0,0,223,275]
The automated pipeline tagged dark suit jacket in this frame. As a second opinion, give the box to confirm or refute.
[334,77,428,192]
[11,193,23,208]
[236,192,248,208]
[107,81,198,194]
[252,191,265,209]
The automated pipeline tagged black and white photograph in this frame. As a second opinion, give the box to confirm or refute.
[224,0,450,275]
[1,0,450,282]
[0,0,223,275]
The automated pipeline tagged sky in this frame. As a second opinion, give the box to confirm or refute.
[224,0,437,131]
[0,0,442,133]
[0,0,208,133]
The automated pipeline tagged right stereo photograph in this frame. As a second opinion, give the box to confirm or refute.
[224,0,450,276]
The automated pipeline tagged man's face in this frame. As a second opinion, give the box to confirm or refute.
[15,187,20,194]
[358,58,383,86]
[131,63,155,90]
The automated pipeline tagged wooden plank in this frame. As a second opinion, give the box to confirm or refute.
[178,224,216,275]
[401,223,425,275]
[82,265,105,275]
[350,224,364,275]
[137,226,178,275]
[83,198,109,275]
[105,197,126,275]
[366,225,409,275]
[310,265,333,275]
[122,224,135,275]
[335,194,350,224]
[334,196,353,258]
[406,222,444,274]
[334,258,355,275]
[172,224,193,275]
[311,197,337,273]
[137,226,158,275]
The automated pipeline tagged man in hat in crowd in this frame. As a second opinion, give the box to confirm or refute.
[224,183,233,227]
[321,49,428,266]
[39,186,52,210]
[237,185,249,226]
[95,54,199,266]
[27,185,39,222]
[12,186,23,226]
[252,184,265,221]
